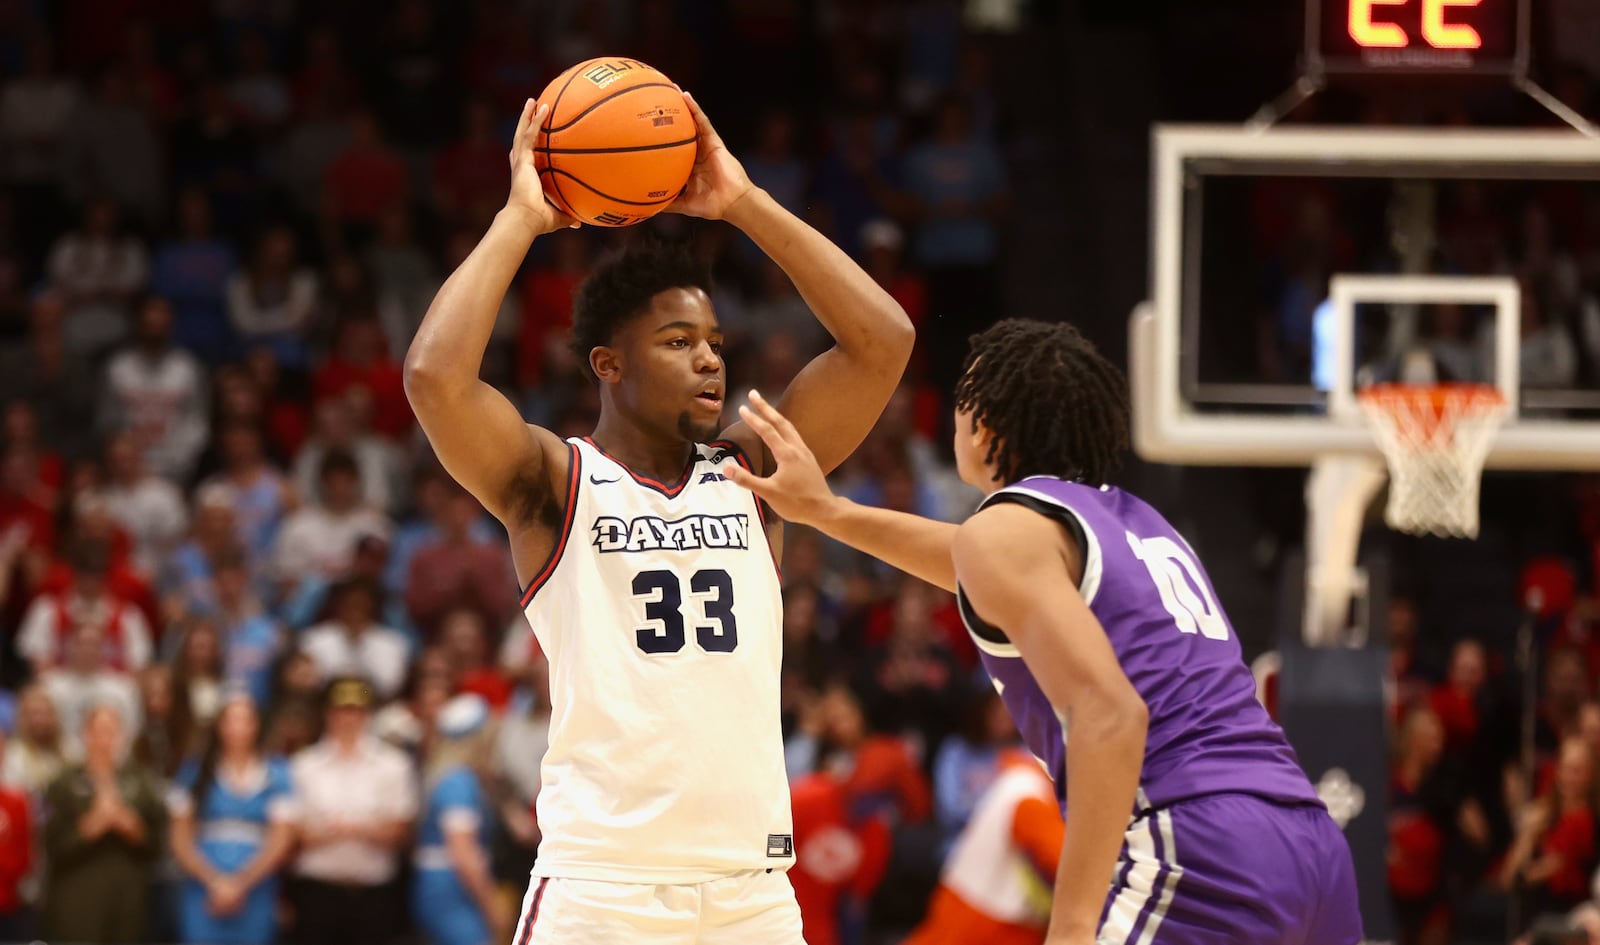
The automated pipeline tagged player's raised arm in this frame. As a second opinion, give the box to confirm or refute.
[668,94,914,475]
[951,503,1148,945]
[725,391,959,591]
[404,99,576,525]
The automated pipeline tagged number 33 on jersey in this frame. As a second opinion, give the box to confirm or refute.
[521,436,792,883]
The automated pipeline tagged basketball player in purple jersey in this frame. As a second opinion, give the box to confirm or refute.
[726,319,1363,945]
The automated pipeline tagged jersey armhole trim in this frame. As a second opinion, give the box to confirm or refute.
[982,487,1102,605]
[519,441,582,607]
[958,584,1020,657]
[958,487,1100,654]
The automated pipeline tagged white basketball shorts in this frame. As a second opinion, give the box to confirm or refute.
[510,868,806,945]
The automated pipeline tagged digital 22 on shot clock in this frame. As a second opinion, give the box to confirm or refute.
[1310,0,1525,73]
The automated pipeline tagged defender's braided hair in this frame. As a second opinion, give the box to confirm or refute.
[954,319,1130,485]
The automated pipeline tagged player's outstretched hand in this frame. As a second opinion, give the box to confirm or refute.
[725,390,838,526]
[667,92,756,221]
[506,99,579,234]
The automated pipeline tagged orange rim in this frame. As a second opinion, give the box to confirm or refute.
[1357,383,1506,439]
[1356,382,1505,409]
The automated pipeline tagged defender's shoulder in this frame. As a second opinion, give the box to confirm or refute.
[955,501,1065,566]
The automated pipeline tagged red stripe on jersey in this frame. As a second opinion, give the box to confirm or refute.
[581,437,696,497]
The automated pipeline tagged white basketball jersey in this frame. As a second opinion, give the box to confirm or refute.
[522,436,793,883]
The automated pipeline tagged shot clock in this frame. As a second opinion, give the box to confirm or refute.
[1307,0,1527,74]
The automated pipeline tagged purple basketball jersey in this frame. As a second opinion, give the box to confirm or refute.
[958,476,1322,813]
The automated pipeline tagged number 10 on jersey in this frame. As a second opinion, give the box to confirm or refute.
[1127,533,1229,641]
[633,569,739,654]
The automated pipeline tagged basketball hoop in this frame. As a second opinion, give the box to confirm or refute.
[1356,383,1508,539]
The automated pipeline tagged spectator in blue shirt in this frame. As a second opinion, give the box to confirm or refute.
[903,94,1009,391]
[210,552,283,710]
[412,694,505,945]
[149,189,238,362]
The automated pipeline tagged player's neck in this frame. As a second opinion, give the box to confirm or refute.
[589,414,696,484]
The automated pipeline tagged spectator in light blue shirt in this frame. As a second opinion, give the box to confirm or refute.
[903,95,1010,390]
[903,95,1008,269]
[210,552,284,710]
[931,688,1019,856]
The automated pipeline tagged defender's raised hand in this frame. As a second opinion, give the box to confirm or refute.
[667,92,756,220]
[724,391,839,526]
[506,99,579,234]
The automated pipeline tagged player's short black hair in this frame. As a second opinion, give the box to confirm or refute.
[571,238,713,380]
[955,319,1130,486]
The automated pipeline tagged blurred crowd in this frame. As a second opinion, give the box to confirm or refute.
[1233,88,1600,945]
[1335,544,1600,945]
[1235,140,1600,945]
[26,2,1600,945]
[1252,178,1600,397]
[1144,14,1600,945]
[0,1,1033,944]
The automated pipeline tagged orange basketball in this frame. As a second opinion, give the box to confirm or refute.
[533,58,696,227]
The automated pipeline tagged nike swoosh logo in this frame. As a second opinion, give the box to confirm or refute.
[589,474,622,485]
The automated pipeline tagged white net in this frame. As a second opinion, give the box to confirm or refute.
[1357,384,1508,539]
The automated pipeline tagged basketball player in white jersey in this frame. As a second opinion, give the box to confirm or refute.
[404,95,913,944]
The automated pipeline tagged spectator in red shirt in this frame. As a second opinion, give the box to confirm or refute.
[438,608,512,711]
[517,230,591,388]
[0,448,56,665]
[1428,639,1488,753]
[863,575,971,665]
[0,728,33,942]
[1504,736,1600,919]
[34,494,159,632]
[1388,707,1450,945]
[858,579,966,751]
[788,768,891,945]
[1,402,63,507]
[19,537,154,675]
[431,100,507,230]
[402,483,516,640]
[242,350,310,463]
[812,685,932,827]
[0,446,56,556]
[322,111,409,239]
[313,317,410,439]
